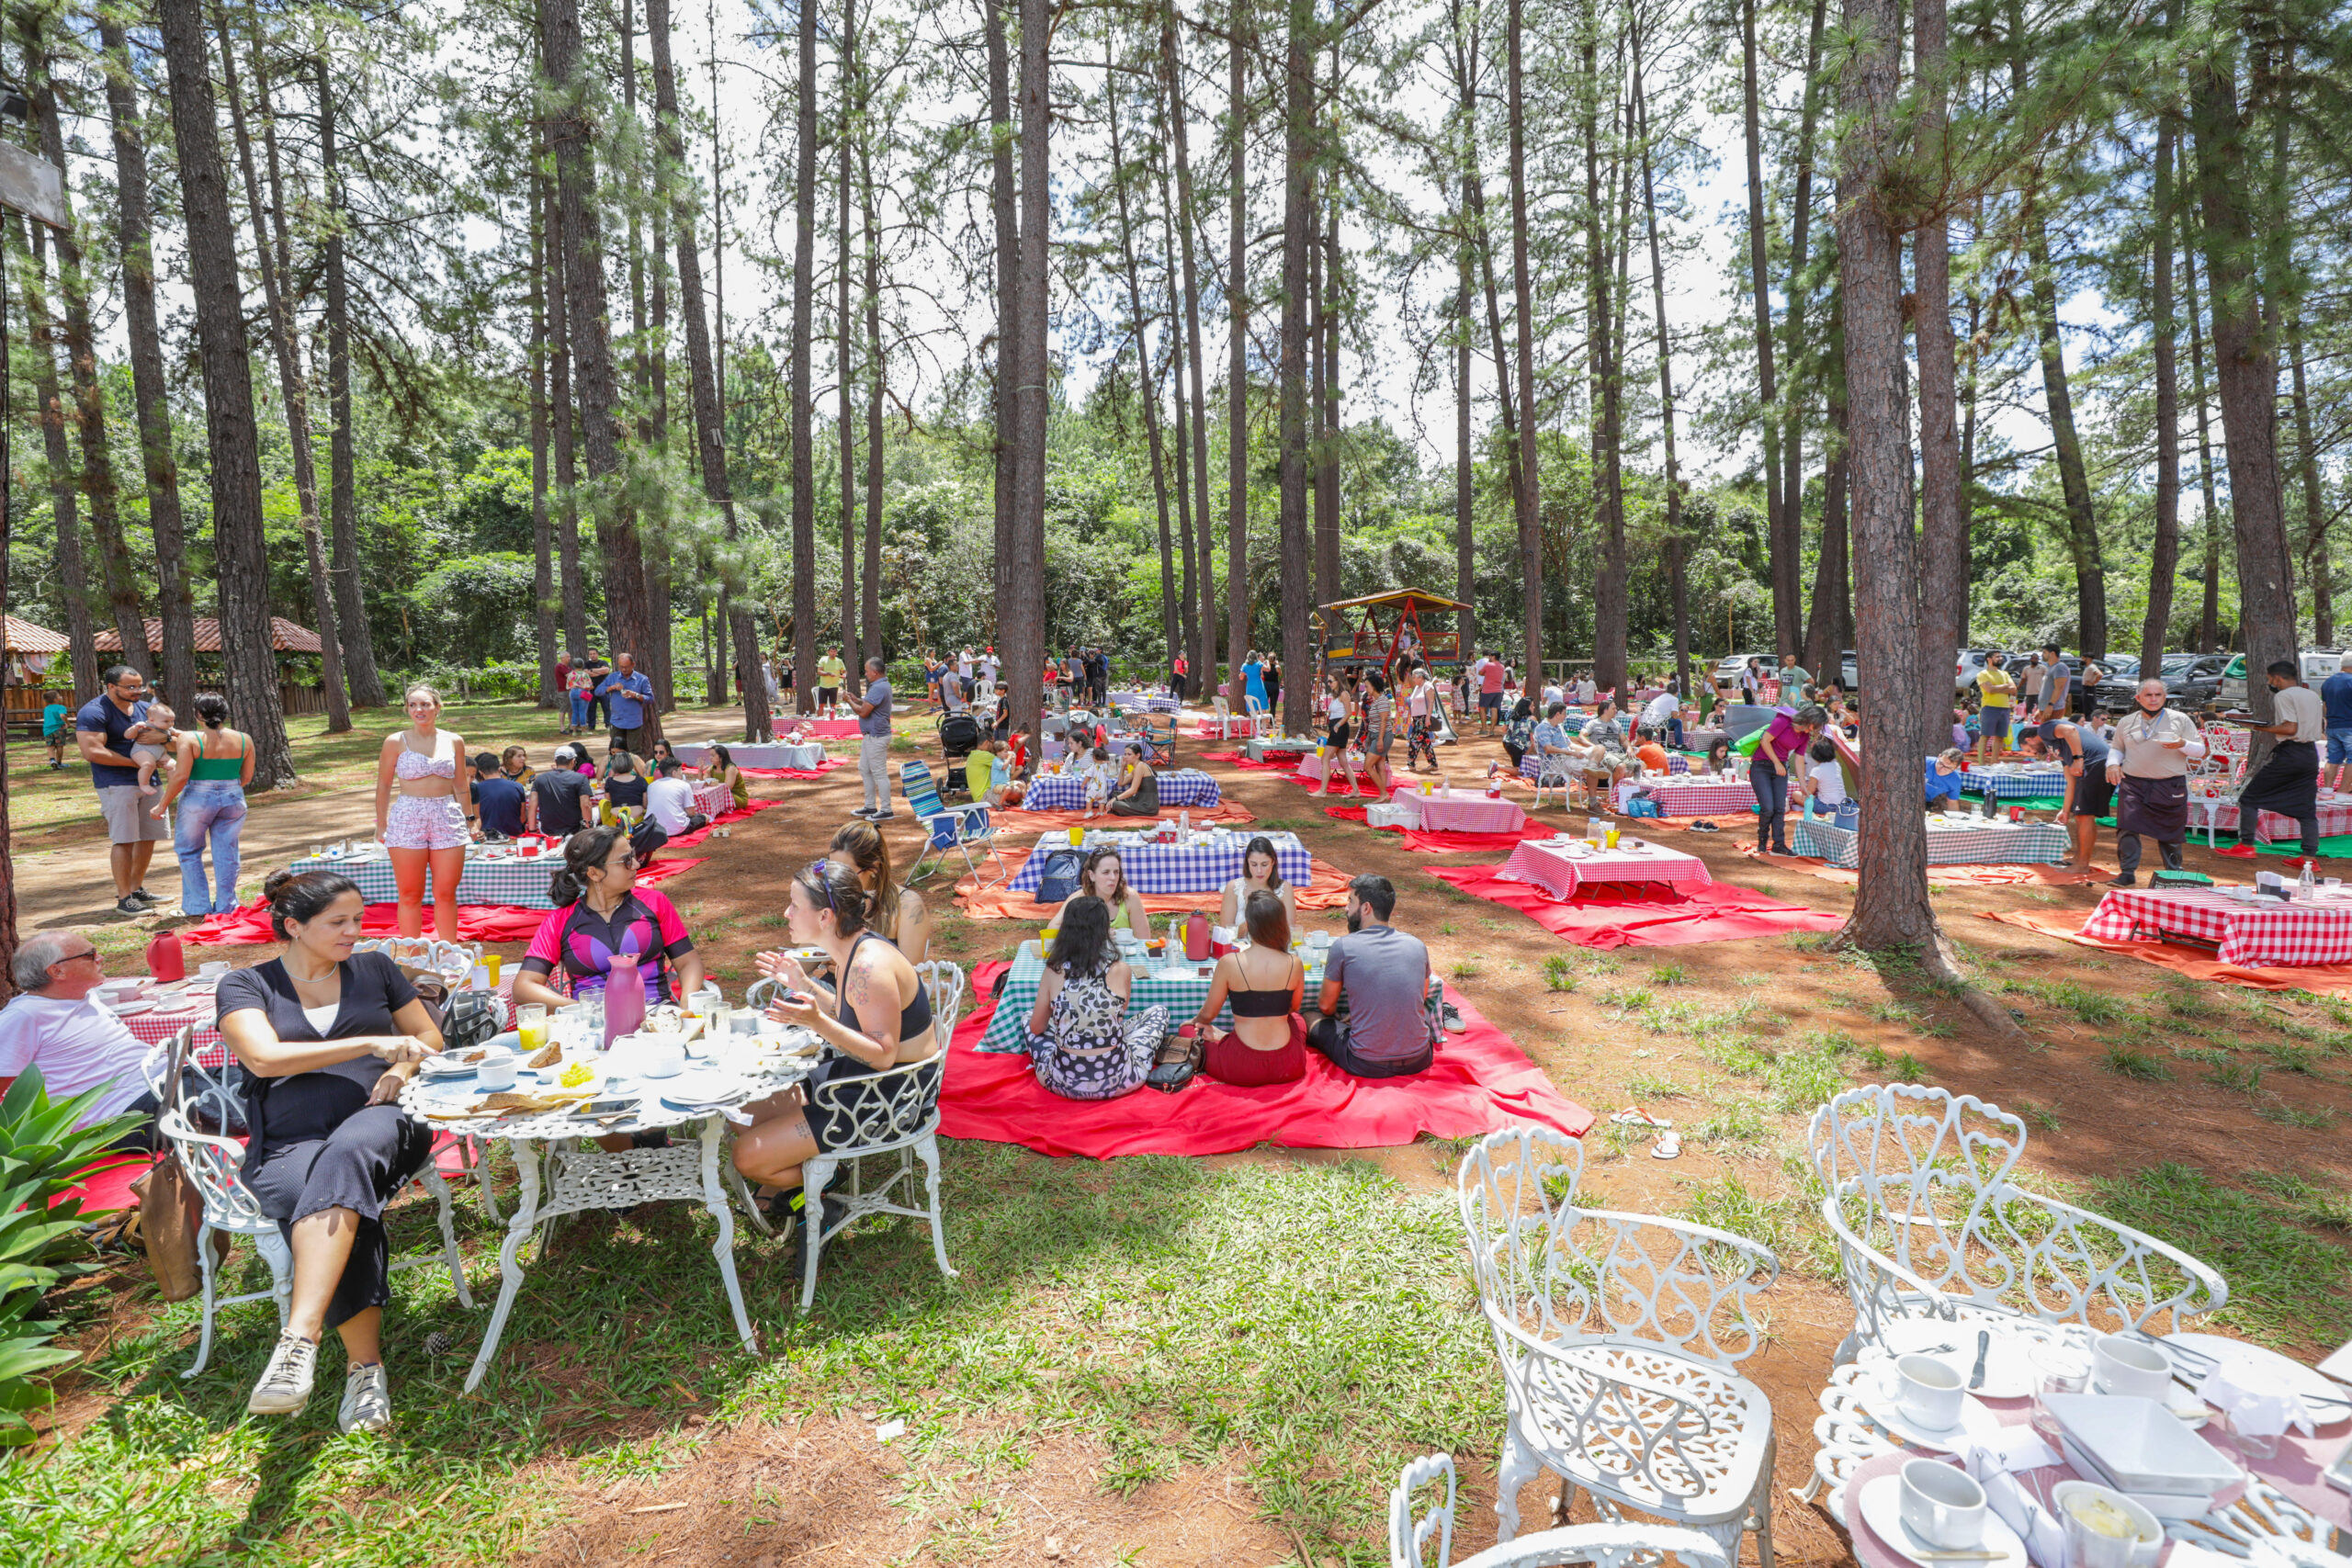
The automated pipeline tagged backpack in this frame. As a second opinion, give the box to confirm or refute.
[1033,847,1085,904]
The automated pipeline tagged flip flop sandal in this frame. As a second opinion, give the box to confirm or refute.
[1690,820,1720,832]
[1610,1105,1674,1128]
[1651,1132,1682,1159]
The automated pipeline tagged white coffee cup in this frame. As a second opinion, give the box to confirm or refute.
[473,1052,520,1091]
[1899,1457,1987,1549]
[198,961,232,979]
[1894,1353,1967,1430]
[2091,1334,2172,1400]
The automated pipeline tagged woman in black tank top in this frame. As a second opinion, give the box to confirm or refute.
[733,862,937,1224]
[1190,889,1307,1088]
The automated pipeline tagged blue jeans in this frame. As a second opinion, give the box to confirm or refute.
[2327,727,2352,766]
[1750,764,1789,851]
[175,780,247,913]
[570,692,592,728]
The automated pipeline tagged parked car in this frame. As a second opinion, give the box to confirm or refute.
[2218,650,2346,706]
[1952,648,2007,699]
[2094,653,2227,709]
[1713,652,1777,685]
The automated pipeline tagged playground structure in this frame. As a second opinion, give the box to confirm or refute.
[1316,589,1468,679]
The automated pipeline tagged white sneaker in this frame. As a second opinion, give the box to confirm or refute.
[246,1333,319,1415]
[338,1361,393,1434]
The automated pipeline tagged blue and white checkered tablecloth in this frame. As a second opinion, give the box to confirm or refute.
[1960,767,2068,801]
[1005,829,1310,896]
[1109,691,1182,713]
[286,850,561,908]
[1790,818,2070,869]
[1019,769,1223,813]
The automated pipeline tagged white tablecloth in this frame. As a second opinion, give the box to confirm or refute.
[671,740,824,771]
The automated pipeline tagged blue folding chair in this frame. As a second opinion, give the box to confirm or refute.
[1138,713,1177,769]
[902,761,1005,887]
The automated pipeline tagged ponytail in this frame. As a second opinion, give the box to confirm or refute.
[548,825,627,908]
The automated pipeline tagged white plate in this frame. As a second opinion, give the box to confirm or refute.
[2044,1394,2242,1495]
[2164,1333,2352,1420]
[655,1068,742,1105]
[1881,1321,2041,1400]
[108,998,154,1016]
[417,1055,481,1078]
[1863,1368,2006,1451]
[1856,1472,2028,1568]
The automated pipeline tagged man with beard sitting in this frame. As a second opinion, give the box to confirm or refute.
[1308,875,1438,1078]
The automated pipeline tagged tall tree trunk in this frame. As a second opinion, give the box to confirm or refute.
[1109,39,1182,673]
[1159,130,1199,663]
[2290,325,2329,644]
[1276,0,1313,730]
[2185,242,2222,652]
[2140,96,2182,675]
[2190,47,2291,743]
[790,0,820,708]
[220,3,350,731]
[1456,178,1476,660]
[531,164,559,707]
[98,16,196,707]
[1838,0,1940,953]
[986,0,1018,649]
[1506,0,1541,675]
[314,55,385,707]
[1008,0,1049,737]
[1159,1,1216,692]
[858,105,885,663]
[1817,391,1854,661]
[25,35,146,683]
[1777,0,1827,601]
[1913,0,1963,746]
[837,0,858,673]
[1584,0,1626,694]
[544,0,650,701]
[650,0,768,739]
[1742,0,1792,660]
[157,0,294,785]
[21,220,96,697]
[1313,50,1341,626]
[546,167,588,660]
[1634,28,1689,699]
[1224,0,1250,707]
[2022,204,2106,657]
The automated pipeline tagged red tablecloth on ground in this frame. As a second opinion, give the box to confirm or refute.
[736,757,846,779]
[1427,863,1844,948]
[180,857,703,947]
[1323,805,1560,853]
[940,963,1591,1156]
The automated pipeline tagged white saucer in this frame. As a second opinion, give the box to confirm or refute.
[2162,1333,2350,1421]
[1857,1472,2028,1568]
[1863,1370,2004,1451]
[1881,1321,2041,1400]
[108,998,153,1016]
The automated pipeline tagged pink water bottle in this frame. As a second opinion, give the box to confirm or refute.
[603,953,646,1045]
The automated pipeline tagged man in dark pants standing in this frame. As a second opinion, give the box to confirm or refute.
[2217,659,2324,865]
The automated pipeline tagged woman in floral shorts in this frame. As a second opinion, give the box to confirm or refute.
[373,685,476,940]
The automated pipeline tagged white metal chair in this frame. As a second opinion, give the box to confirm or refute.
[1457,1128,1780,1565]
[1806,1084,2228,1365]
[1530,750,1577,811]
[913,960,967,1044]
[1392,1453,1734,1568]
[794,1052,957,1311]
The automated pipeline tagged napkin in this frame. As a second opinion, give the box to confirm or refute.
[1959,1427,2069,1568]
[2199,1360,2320,1438]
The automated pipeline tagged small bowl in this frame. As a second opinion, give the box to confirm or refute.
[2052,1483,2163,1568]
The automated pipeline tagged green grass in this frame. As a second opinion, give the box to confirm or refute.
[1694,1099,1770,1153]
[2207,1062,2266,1096]
[1859,1044,1928,1082]
[2256,1100,2338,1131]
[1623,1073,1692,1101]
[2103,1045,2173,1082]
[2010,1100,2063,1134]
[1646,963,1690,987]
[1541,954,1577,993]
[5,1151,1502,1566]
[2003,979,2128,1025]
[2088,1162,2352,1348]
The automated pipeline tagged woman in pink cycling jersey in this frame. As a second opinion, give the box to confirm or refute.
[373,685,475,938]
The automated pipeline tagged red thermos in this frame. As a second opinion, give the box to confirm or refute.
[1183,910,1211,962]
[145,928,186,983]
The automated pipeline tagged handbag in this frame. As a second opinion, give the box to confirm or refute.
[137,1031,206,1301]
[1146,1031,1204,1093]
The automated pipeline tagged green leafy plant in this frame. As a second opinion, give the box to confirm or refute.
[0,1068,143,1445]
[1541,954,1577,992]
[2103,1045,2172,1082]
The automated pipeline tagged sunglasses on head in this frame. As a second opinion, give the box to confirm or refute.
[803,859,838,913]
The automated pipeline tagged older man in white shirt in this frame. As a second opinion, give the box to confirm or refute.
[0,931,170,1148]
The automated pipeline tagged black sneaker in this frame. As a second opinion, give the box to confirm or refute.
[869,809,897,820]
[2109,874,2136,887]
[127,888,162,907]
[850,807,878,819]
[115,896,147,916]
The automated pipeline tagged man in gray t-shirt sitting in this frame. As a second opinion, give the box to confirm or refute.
[1310,874,1436,1078]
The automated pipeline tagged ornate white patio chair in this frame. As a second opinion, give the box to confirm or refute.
[1805,1084,2228,1365]
[792,1053,956,1311]
[913,960,967,1044]
[1530,750,1578,811]
[1393,1453,1733,1568]
[1456,1128,1781,1565]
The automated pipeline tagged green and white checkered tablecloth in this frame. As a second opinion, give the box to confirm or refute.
[978,941,1330,1052]
[286,849,561,908]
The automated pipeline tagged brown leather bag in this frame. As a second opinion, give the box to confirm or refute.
[135,1032,208,1301]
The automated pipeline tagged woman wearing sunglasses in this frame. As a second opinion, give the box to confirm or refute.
[737,860,937,1245]
[512,825,705,1016]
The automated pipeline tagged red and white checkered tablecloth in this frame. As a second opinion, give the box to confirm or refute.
[1492,840,1713,899]
[1391,786,1527,835]
[1613,779,1756,818]
[2080,886,2352,966]
[2188,795,2352,842]
[117,991,515,1070]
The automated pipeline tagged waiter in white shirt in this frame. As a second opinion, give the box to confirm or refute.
[2105,678,2207,886]
[2218,659,2324,863]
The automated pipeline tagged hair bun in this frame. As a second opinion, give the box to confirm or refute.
[262,869,300,905]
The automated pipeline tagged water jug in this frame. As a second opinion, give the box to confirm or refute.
[145,928,186,984]
[1183,910,1211,962]
[603,953,647,1046]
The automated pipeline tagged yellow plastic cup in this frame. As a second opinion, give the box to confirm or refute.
[1606,826,1621,849]
[1067,826,1083,846]
[483,953,501,987]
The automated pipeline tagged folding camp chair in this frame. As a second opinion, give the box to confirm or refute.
[901,761,1002,886]
[1138,713,1177,768]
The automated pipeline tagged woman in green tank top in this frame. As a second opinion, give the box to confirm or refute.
[153,694,255,915]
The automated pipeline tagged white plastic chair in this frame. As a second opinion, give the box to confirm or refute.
[1806,1084,2227,1364]
[1243,694,1275,739]
[1209,695,1241,740]
[1392,1453,1735,1568]
[1457,1128,1780,1564]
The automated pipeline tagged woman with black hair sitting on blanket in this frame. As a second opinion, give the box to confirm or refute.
[1023,895,1167,1100]
[1191,890,1307,1087]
